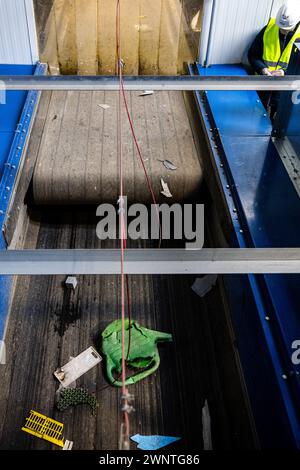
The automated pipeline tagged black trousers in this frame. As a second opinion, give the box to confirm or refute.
[258,91,281,121]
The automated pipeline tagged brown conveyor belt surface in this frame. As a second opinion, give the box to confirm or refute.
[0,208,254,450]
[32,91,202,205]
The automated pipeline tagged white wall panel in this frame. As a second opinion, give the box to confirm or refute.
[0,0,38,64]
[201,0,288,65]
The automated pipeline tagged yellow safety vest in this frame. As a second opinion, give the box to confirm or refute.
[263,18,300,70]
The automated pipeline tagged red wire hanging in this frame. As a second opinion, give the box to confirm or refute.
[116,0,163,449]
[116,0,130,448]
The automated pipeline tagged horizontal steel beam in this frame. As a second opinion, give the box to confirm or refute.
[1,75,300,91]
[0,249,299,275]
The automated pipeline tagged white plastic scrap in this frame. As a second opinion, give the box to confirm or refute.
[202,400,212,450]
[160,179,172,198]
[63,440,74,451]
[159,159,177,171]
[191,275,218,298]
[0,340,6,365]
[98,104,110,110]
[139,90,154,96]
[54,346,102,388]
[65,276,78,290]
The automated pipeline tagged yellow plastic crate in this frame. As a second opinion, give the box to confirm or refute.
[22,410,65,448]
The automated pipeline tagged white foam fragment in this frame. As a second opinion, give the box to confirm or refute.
[65,276,78,290]
[139,90,154,96]
[161,179,172,198]
[98,104,110,110]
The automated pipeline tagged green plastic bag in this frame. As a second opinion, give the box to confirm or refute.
[101,319,172,387]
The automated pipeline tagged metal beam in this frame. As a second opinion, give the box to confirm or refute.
[1,75,300,91]
[0,249,300,275]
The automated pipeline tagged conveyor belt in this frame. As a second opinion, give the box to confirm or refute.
[32,91,202,205]
[0,207,255,450]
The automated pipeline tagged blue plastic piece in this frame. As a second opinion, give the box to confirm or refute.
[131,434,181,451]
[190,63,300,448]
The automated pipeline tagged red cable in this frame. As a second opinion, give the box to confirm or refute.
[116,0,162,448]
[120,82,162,246]
[116,0,129,448]
[126,275,132,361]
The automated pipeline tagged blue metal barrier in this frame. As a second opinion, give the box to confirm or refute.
[189,62,300,448]
[0,62,46,340]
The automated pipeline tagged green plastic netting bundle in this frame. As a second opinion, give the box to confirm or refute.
[56,388,98,415]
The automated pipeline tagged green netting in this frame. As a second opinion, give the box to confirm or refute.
[56,388,98,415]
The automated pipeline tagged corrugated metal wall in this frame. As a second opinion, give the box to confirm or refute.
[201,0,287,65]
[0,0,38,64]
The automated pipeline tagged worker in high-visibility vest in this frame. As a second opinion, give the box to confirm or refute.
[248,0,300,118]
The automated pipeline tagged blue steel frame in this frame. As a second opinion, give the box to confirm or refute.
[0,62,47,340]
[189,62,300,448]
